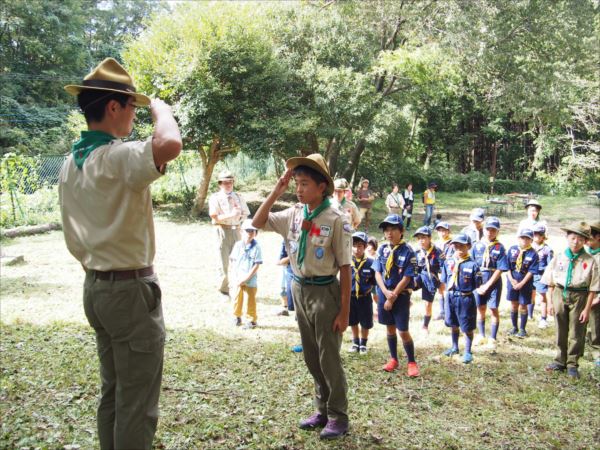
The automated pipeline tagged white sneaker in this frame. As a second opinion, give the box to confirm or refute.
[473,335,487,346]
[347,344,359,353]
[486,338,497,351]
[359,345,368,355]
[538,319,550,329]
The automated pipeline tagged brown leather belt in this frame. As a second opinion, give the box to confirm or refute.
[218,224,239,230]
[92,266,154,281]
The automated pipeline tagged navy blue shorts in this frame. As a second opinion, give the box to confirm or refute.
[445,292,476,333]
[376,288,410,331]
[349,294,374,329]
[533,275,548,294]
[506,283,534,305]
[474,279,502,309]
[415,272,438,302]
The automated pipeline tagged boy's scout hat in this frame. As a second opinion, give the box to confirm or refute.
[64,58,151,107]
[413,226,431,237]
[217,170,235,182]
[434,221,450,231]
[352,231,368,243]
[485,216,501,230]
[517,228,534,239]
[450,233,471,246]
[560,222,591,239]
[532,223,547,235]
[334,178,350,190]
[378,214,404,229]
[286,153,334,195]
[241,218,257,231]
[469,208,485,222]
[589,221,600,234]
[525,199,542,210]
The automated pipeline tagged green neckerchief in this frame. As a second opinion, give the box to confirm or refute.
[564,247,585,299]
[586,245,600,256]
[340,197,346,206]
[71,130,115,169]
[297,198,331,268]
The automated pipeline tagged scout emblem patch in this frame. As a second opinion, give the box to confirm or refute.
[343,223,352,232]
[315,247,324,259]
[320,225,331,237]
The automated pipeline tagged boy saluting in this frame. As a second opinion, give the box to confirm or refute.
[252,154,352,440]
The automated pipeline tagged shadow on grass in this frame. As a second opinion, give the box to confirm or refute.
[2,321,599,449]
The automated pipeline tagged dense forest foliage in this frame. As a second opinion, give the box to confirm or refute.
[2,0,598,199]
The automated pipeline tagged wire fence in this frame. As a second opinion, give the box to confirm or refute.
[1,151,276,229]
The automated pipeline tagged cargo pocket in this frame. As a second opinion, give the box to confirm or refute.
[140,276,162,314]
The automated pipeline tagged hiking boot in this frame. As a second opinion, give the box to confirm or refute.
[383,358,399,372]
[359,345,368,355]
[516,329,528,338]
[545,362,566,372]
[407,362,420,377]
[463,352,473,364]
[320,420,348,440]
[233,317,242,327]
[538,318,550,329]
[347,344,359,353]
[507,328,518,336]
[443,347,459,357]
[277,309,289,316]
[567,367,580,379]
[243,321,257,329]
[299,413,328,430]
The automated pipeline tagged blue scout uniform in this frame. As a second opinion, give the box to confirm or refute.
[506,244,539,304]
[279,241,295,311]
[349,255,376,329]
[414,244,443,301]
[372,242,417,331]
[441,254,482,332]
[470,240,509,308]
[533,243,553,294]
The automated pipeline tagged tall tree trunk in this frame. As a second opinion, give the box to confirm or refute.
[326,137,341,177]
[490,141,498,194]
[423,145,433,170]
[341,139,366,180]
[192,136,221,216]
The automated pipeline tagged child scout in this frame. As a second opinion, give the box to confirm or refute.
[586,221,600,368]
[542,222,599,379]
[252,154,352,440]
[373,214,420,377]
[469,217,509,351]
[440,233,482,364]
[59,58,182,449]
[412,226,443,332]
[230,219,263,329]
[347,231,377,354]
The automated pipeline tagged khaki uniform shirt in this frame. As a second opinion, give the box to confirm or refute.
[265,204,352,278]
[541,250,600,292]
[208,190,250,226]
[331,198,361,229]
[59,138,163,271]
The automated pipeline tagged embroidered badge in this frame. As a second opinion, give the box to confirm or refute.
[289,241,298,253]
[315,247,324,259]
[583,262,588,270]
[320,225,331,237]
[463,267,473,273]
[343,223,352,233]
[383,247,390,257]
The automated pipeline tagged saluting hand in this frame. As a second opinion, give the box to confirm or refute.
[273,169,293,198]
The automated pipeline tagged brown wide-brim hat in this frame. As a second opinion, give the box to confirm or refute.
[286,153,334,195]
[64,58,151,107]
[560,221,591,239]
[589,221,600,234]
[525,199,542,210]
[217,170,235,182]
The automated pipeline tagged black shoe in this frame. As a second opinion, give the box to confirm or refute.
[567,367,580,379]
[233,317,242,326]
[545,362,566,372]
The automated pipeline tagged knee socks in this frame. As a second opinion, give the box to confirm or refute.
[527,303,534,319]
[387,334,398,360]
[477,319,486,337]
[465,333,473,354]
[520,313,528,331]
[491,322,499,340]
[451,329,459,350]
[403,340,416,363]
[510,311,518,330]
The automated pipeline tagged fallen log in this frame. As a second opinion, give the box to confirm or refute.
[2,222,62,239]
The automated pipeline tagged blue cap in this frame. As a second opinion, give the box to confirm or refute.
[532,223,547,234]
[378,214,404,229]
[428,182,438,188]
[434,221,450,231]
[450,233,472,246]
[413,226,431,237]
[485,216,501,230]
[517,228,534,239]
[469,208,485,222]
[352,231,368,243]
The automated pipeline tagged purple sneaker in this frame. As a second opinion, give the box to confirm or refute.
[299,413,328,430]
[319,419,348,440]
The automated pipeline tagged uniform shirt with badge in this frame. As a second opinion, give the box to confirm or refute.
[331,197,361,229]
[265,203,352,278]
[414,245,443,291]
[533,243,554,277]
[470,240,509,284]
[507,245,539,283]
[351,256,376,297]
[59,137,163,271]
[440,256,482,293]
[372,242,417,290]
[436,238,455,262]
[230,239,263,288]
[541,250,600,291]
[208,190,250,226]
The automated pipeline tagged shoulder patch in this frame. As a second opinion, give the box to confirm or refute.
[343,222,352,233]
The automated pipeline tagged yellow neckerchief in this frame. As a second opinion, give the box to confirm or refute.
[482,238,499,268]
[515,245,532,272]
[385,241,404,279]
[449,254,470,290]
[421,245,434,276]
[440,236,452,252]
[352,256,367,295]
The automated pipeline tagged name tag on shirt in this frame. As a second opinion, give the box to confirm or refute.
[463,268,473,273]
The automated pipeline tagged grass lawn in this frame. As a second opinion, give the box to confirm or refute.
[1,192,599,449]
